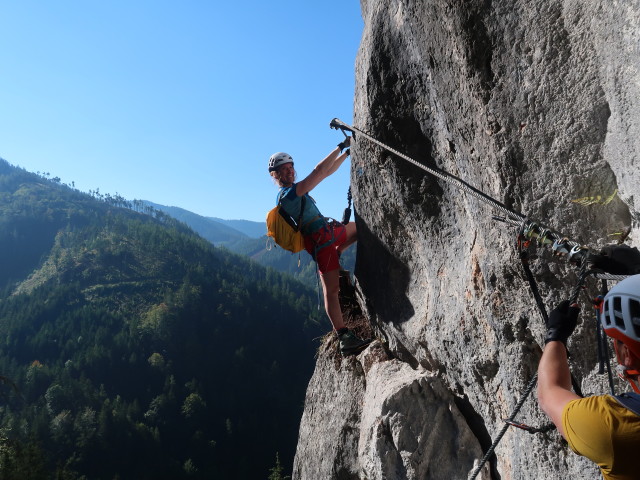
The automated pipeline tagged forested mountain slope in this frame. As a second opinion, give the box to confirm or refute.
[142,201,250,247]
[0,158,324,479]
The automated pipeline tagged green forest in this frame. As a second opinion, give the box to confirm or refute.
[0,159,326,479]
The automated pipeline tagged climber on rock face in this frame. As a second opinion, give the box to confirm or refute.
[536,274,640,480]
[267,138,370,355]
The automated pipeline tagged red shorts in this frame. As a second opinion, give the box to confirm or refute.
[304,222,347,274]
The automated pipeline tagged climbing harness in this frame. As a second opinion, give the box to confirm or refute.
[330,117,637,477]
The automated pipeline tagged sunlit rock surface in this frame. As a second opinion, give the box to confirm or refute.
[294,1,639,478]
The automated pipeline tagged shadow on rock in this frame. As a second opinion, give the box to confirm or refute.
[354,216,414,325]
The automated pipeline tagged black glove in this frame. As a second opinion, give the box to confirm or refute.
[590,244,640,275]
[545,300,580,345]
[338,136,352,151]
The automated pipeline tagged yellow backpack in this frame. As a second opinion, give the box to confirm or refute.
[266,194,306,253]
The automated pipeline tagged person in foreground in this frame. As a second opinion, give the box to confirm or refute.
[268,138,370,355]
[537,274,640,480]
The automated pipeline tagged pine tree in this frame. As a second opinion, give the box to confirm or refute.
[268,452,290,480]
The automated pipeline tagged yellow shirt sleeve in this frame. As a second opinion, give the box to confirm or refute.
[562,395,640,480]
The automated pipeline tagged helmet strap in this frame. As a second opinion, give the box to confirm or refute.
[614,342,640,393]
[624,373,640,394]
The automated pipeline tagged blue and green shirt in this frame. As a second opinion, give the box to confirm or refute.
[278,184,325,235]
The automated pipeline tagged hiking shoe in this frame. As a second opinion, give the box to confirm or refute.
[338,329,372,356]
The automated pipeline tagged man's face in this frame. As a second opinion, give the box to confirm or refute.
[278,162,295,185]
[616,340,640,374]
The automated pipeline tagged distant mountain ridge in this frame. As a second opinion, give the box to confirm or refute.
[143,201,250,245]
[208,217,265,238]
[143,201,265,242]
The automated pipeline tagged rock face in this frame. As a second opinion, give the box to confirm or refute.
[293,1,640,479]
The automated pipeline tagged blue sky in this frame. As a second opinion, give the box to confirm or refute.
[0,1,363,222]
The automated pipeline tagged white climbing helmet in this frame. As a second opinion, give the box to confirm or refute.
[268,152,293,172]
[602,274,640,359]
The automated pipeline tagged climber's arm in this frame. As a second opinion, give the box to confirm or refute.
[537,341,580,438]
[296,139,351,196]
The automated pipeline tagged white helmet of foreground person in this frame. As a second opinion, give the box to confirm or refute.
[268,152,293,172]
[601,274,640,375]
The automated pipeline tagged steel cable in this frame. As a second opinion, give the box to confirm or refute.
[330,118,526,223]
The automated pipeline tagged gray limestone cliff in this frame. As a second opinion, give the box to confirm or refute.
[293,1,640,479]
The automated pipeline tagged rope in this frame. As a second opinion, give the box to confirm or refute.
[467,249,545,480]
[595,280,616,395]
[330,118,525,223]
[332,119,639,277]
[469,374,539,480]
[568,259,591,305]
[594,272,630,281]
[331,118,598,270]
[519,248,549,326]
